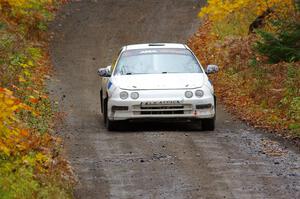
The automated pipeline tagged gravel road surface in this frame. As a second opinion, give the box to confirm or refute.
[49,0,300,198]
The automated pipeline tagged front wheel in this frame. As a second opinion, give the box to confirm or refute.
[103,98,108,125]
[103,98,118,131]
[100,90,103,114]
[106,118,117,131]
[202,117,215,131]
[202,97,216,131]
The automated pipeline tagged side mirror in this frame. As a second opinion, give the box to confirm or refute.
[97,66,111,77]
[206,65,219,74]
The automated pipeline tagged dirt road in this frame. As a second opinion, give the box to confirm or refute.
[49,0,300,198]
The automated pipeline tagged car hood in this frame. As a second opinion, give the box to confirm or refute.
[113,73,205,90]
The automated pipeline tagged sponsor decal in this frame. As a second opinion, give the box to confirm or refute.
[107,80,113,90]
[140,50,158,54]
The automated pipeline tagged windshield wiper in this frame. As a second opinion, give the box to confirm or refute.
[126,72,132,75]
[162,72,168,74]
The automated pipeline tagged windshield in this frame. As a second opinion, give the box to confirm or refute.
[114,48,203,75]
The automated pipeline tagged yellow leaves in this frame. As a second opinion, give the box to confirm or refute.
[1,1,74,196]
[1,0,56,32]
[198,0,295,36]
[35,152,49,165]
[0,88,21,123]
[198,7,208,17]
[0,88,32,156]
[0,88,52,160]
[5,0,52,9]
[20,60,34,68]
[6,0,27,8]
[18,75,26,82]
[0,142,11,156]
[27,60,33,66]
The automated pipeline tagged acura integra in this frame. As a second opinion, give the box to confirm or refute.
[98,43,218,131]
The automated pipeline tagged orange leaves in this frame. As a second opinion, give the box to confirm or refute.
[0,88,57,170]
[0,88,22,123]
[20,129,29,136]
[0,88,30,156]
[0,88,46,157]
[187,20,218,66]
[0,86,59,152]
[28,95,39,104]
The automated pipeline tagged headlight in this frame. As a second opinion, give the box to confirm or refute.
[120,91,129,99]
[195,90,204,98]
[130,92,139,99]
[185,91,193,98]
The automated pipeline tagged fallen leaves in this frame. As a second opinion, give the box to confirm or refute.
[261,139,288,156]
[188,19,300,140]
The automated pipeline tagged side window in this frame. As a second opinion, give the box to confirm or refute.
[111,48,123,72]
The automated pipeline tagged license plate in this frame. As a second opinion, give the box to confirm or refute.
[141,100,183,106]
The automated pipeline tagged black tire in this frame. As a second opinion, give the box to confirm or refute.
[202,117,215,131]
[103,98,108,125]
[100,90,103,114]
[202,97,216,131]
[106,118,117,131]
[103,98,117,131]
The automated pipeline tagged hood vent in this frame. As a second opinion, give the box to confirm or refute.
[148,43,165,46]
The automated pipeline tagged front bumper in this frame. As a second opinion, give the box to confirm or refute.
[107,92,215,121]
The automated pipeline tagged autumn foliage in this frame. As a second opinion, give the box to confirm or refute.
[1,0,74,198]
[199,0,295,37]
[189,0,300,138]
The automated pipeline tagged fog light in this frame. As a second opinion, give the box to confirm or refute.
[112,106,129,111]
[185,91,193,98]
[196,104,212,109]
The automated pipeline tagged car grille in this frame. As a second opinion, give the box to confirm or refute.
[132,104,192,115]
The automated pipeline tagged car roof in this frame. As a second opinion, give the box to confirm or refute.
[124,43,187,50]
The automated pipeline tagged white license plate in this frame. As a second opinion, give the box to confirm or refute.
[141,100,183,106]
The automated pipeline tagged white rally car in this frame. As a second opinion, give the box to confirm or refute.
[98,43,218,131]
